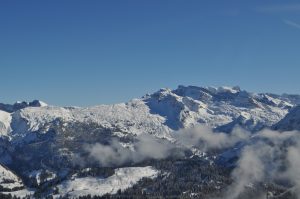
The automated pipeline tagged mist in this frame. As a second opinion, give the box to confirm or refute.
[84,125,250,166]
[84,133,178,167]
[224,129,300,199]
[174,125,250,151]
[84,125,300,198]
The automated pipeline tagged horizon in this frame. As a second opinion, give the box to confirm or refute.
[2,84,300,107]
[1,1,300,106]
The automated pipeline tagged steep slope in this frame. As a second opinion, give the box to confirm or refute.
[0,164,23,190]
[0,163,32,198]
[0,110,12,136]
[144,85,293,131]
[273,105,300,131]
[0,100,47,113]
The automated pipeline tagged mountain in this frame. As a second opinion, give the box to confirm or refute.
[0,163,32,198]
[0,110,12,136]
[0,85,300,198]
[144,85,294,131]
[0,164,24,190]
[0,100,47,113]
[273,105,300,131]
[4,86,298,137]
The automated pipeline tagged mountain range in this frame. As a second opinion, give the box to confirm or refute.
[1,85,300,198]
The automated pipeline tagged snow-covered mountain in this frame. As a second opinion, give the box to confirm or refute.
[0,100,47,113]
[0,163,33,198]
[0,110,12,136]
[4,85,298,140]
[0,85,300,198]
[0,85,299,167]
[273,105,300,131]
[0,164,24,190]
[144,85,294,132]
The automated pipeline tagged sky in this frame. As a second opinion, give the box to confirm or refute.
[0,0,300,106]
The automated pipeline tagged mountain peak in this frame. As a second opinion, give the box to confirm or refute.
[206,86,241,94]
[28,100,48,107]
[0,100,47,113]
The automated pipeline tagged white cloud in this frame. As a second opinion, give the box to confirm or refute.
[257,4,300,13]
[283,20,300,30]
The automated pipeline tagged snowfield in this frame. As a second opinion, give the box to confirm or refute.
[55,166,158,198]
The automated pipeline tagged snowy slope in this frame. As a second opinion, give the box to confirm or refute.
[55,166,158,198]
[5,85,298,144]
[11,99,171,140]
[0,164,23,190]
[144,86,293,131]
[0,110,12,136]
[0,100,47,113]
[273,105,300,131]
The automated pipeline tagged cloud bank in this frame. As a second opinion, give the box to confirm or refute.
[84,125,300,198]
[224,129,300,199]
[84,125,250,167]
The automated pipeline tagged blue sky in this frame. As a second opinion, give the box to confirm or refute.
[1,0,300,106]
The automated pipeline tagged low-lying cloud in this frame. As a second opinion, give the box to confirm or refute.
[85,133,178,167]
[224,129,300,199]
[84,125,300,198]
[84,125,250,167]
[174,125,250,151]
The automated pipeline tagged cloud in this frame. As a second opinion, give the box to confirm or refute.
[257,4,300,13]
[225,144,266,199]
[85,139,133,167]
[84,133,181,167]
[283,20,300,30]
[84,125,250,167]
[174,125,250,151]
[83,125,300,198]
[286,146,300,196]
[224,129,300,199]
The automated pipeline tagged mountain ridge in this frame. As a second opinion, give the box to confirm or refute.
[1,85,300,198]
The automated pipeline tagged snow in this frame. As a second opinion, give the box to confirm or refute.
[144,85,290,131]
[0,85,299,197]
[35,100,48,107]
[273,105,300,131]
[5,85,296,145]
[28,169,57,186]
[217,86,240,94]
[10,99,171,142]
[0,166,33,197]
[0,110,12,136]
[2,189,34,198]
[0,164,23,190]
[205,86,240,94]
[55,166,158,198]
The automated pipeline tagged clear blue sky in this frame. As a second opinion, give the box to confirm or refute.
[1,0,300,106]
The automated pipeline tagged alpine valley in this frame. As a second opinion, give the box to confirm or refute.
[1,85,300,199]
